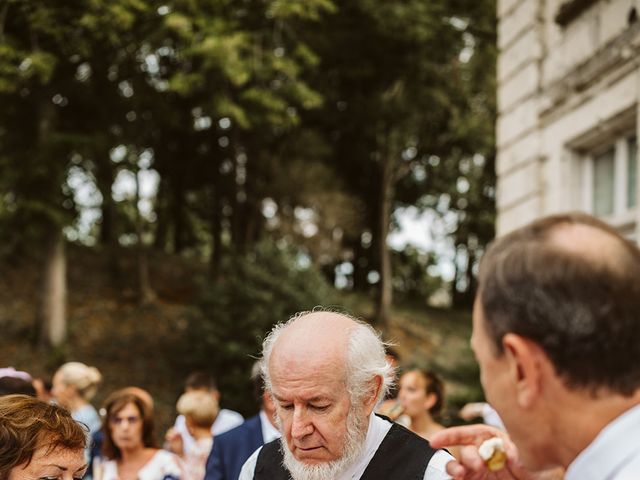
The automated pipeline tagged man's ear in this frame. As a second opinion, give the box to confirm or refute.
[211,390,221,402]
[263,391,275,411]
[502,333,545,408]
[363,375,383,415]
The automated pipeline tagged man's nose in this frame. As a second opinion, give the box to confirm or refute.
[290,408,313,439]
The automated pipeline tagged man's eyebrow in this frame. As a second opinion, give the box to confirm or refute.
[272,394,330,403]
[307,396,331,402]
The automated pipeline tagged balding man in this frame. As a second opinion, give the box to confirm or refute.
[430,213,640,479]
[239,311,453,480]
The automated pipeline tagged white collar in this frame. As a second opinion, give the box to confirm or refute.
[259,409,281,444]
[566,403,640,480]
[337,414,392,480]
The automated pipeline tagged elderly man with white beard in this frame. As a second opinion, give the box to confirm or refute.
[238,310,453,480]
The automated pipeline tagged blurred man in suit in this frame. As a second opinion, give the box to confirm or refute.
[205,362,279,480]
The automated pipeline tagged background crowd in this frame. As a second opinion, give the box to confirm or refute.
[0,345,489,480]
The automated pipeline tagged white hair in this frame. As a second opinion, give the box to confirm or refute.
[261,309,395,406]
[345,319,394,405]
[56,361,102,401]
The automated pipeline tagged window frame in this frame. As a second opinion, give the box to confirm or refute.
[582,131,638,236]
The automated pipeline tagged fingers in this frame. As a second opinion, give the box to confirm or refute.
[444,459,468,479]
[459,444,488,472]
[430,424,504,449]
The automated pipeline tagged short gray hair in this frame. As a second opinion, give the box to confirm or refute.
[261,310,395,406]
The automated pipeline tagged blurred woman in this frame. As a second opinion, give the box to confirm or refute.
[0,394,87,479]
[99,390,188,480]
[398,369,460,458]
[53,362,103,437]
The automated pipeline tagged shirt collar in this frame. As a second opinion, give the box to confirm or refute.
[566,403,640,480]
[259,409,281,444]
[338,414,393,480]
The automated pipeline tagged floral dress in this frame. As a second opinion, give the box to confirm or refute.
[99,450,190,480]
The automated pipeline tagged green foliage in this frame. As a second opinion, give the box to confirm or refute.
[391,247,442,303]
[176,239,335,414]
[0,0,496,348]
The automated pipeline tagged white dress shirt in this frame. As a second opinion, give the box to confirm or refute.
[259,409,281,443]
[238,414,452,479]
[566,403,640,480]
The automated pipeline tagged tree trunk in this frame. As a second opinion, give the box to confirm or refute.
[95,152,122,284]
[375,147,394,328]
[39,231,67,347]
[172,175,185,254]
[352,238,369,291]
[210,181,222,281]
[96,155,115,245]
[35,98,68,348]
[135,169,156,305]
[153,176,168,251]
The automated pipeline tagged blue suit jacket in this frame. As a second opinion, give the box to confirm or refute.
[205,413,264,480]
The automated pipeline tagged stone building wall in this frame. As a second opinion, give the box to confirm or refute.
[496,0,640,241]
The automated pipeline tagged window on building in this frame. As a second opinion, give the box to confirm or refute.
[593,148,614,216]
[583,133,637,230]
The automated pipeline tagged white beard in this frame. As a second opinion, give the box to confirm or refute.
[280,408,368,480]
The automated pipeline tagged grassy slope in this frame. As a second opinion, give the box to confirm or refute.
[340,293,483,422]
[0,247,483,436]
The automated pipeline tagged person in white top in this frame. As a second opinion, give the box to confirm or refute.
[239,310,453,480]
[168,372,243,456]
[429,213,640,480]
[97,389,189,480]
[204,361,280,480]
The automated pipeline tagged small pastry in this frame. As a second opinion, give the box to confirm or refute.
[478,437,507,472]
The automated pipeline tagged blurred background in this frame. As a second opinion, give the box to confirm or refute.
[0,0,497,433]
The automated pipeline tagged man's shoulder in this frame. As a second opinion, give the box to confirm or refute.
[215,414,262,445]
[212,408,245,435]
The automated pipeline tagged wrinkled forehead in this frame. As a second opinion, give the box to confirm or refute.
[270,340,348,391]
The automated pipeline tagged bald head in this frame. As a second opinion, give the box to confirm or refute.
[548,221,635,273]
[261,310,394,406]
[269,312,354,374]
[478,212,640,395]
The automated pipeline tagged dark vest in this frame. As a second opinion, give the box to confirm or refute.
[253,417,439,479]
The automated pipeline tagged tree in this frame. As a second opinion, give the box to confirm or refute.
[298,0,496,323]
[0,0,156,344]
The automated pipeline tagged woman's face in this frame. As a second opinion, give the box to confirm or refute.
[109,402,145,451]
[398,371,434,418]
[9,445,86,480]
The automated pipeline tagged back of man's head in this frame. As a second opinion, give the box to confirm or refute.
[0,377,36,397]
[478,212,640,395]
[185,371,217,392]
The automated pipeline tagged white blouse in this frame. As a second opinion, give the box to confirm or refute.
[97,450,190,480]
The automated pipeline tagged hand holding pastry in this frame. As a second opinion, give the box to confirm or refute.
[478,437,507,472]
[429,424,563,480]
